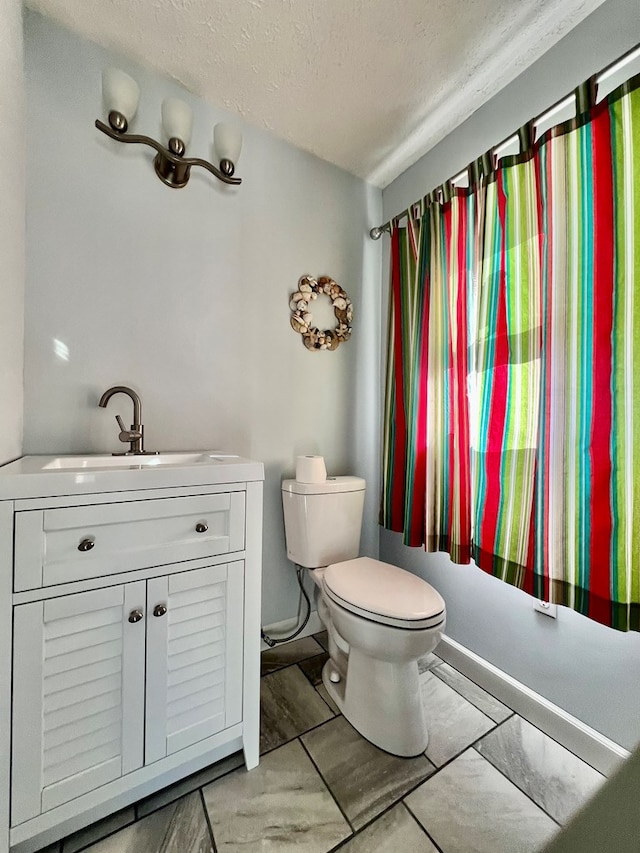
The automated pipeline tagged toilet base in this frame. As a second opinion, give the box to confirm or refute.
[322,651,429,758]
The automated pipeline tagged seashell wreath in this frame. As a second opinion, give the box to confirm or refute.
[289,275,353,351]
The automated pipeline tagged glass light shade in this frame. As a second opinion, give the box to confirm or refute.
[161,98,193,147]
[214,123,242,165]
[102,68,140,121]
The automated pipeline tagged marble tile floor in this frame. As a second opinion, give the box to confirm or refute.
[40,632,607,853]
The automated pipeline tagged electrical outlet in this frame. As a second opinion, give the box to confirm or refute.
[534,600,557,618]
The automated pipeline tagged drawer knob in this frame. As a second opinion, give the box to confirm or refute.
[195,522,208,534]
[78,538,95,552]
[153,604,167,618]
[128,609,144,623]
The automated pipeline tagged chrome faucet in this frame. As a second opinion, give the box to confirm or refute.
[98,385,157,455]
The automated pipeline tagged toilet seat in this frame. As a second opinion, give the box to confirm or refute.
[323,557,445,630]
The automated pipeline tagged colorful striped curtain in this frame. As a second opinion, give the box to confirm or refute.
[381,188,482,561]
[381,73,640,631]
[472,152,542,591]
[534,81,640,630]
[381,215,429,547]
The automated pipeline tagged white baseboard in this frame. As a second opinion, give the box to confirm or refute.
[261,610,324,651]
[438,635,629,777]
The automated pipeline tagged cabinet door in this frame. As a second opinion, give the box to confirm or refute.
[145,562,244,764]
[11,583,146,825]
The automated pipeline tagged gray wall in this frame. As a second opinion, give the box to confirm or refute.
[381,0,640,751]
[23,11,382,628]
[0,0,25,465]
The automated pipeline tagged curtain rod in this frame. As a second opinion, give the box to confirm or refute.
[369,42,640,240]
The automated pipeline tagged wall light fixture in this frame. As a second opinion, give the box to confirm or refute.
[95,68,243,189]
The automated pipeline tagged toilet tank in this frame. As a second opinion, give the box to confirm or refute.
[281,476,366,568]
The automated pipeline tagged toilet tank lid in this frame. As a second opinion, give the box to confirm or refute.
[281,476,365,495]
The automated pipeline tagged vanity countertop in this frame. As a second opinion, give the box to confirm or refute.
[0,452,264,500]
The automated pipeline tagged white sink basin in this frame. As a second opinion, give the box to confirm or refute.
[43,453,239,470]
[0,452,263,501]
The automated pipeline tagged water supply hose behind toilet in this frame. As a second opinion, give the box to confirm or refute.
[261,566,311,647]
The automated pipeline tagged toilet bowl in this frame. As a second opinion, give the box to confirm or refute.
[313,558,445,756]
[281,475,446,758]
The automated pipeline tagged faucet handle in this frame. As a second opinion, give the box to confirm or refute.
[115,415,142,443]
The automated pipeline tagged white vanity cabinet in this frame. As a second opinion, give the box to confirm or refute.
[12,562,245,825]
[0,454,264,853]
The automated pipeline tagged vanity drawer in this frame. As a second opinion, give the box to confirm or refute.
[14,493,245,590]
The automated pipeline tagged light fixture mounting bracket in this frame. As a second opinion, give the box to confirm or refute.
[95,119,242,188]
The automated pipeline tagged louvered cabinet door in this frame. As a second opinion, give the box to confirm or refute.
[145,562,244,764]
[11,583,146,826]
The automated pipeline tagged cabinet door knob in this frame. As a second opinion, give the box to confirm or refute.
[78,537,95,552]
[153,604,167,618]
[128,609,144,623]
[195,522,208,533]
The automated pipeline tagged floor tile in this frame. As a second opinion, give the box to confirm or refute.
[298,652,330,686]
[475,715,606,825]
[405,748,559,853]
[316,682,340,714]
[432,662,512,723]
[314,630,329,651]
[301,715,436,830]
[77,792,212,853]
[43,652,599,853]
[338,803,438,852]
[418,653,442,674]
[421,670,496,766]
[260,665,334,753]
[203,739,350,853]
[137,752,245,818]
[63,808,135,852]
[260,636,325,675]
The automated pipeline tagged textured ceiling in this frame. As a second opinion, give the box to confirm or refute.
[27,0,607,187]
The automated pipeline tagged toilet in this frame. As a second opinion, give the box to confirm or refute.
[281,475,446,757]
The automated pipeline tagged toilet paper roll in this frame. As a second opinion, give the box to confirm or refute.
[296,455,327,484]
